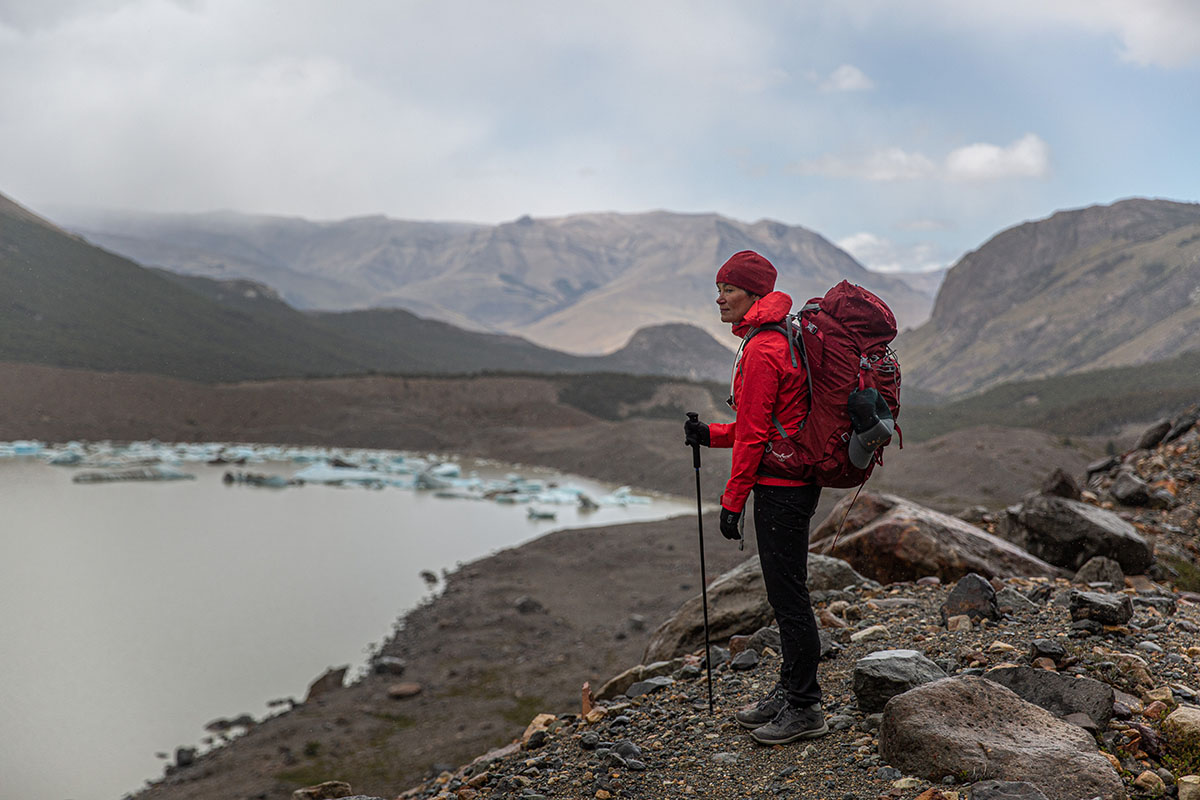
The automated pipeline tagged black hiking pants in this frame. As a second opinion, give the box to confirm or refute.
[752,483,823,708]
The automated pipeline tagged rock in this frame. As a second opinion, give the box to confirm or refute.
[292,782,353,800]
[521,713,556,746]
[939,572,999,624]
[1133,770,1166,794]
[728,634,752,654]
[852,649,947,713]
[730,649,759,670]
[174,746,196,769]
[1073,556,1125,587]
[946,614,972,631]
[642,557,775,662]
[1132,594,1177,615]
[372,656,407,676]
[996,586,1039,615]
[304,666,348,703]
[1165,409,1200,442]
[596,665,645,701]
[1135,419,1173,451]
[1001,493,1153,574]
[1110,469,1152,506]
[1086,455,1120,478]
[1163,706,1200,751]
[1029,639,1066,665]
[1068,590,1133,625]
[1178,775,1200,800]
[387,682,422,700]
[969,780,1049,800]
[625,675,674,697]
[810,492,1063,584]
[983,665,1114,728]
[1040,468,1081,500]
[748,626,782,654]
[808,553,871,590]
[878,676,1123,800]
[850,624,890,643]
[514,595,544,614]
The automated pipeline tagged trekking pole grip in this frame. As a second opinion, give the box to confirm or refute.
[686,412,701,469]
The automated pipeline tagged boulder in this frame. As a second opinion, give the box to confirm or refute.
[1001,494,1153,574]
[983,665,1114,728]
[1040,468,1081,500]
[810,492,1063,584]
[1110,470,1151,506]
[852,649,947,713]
[878,676,1125,800]
[1069,590,1133,625]
[642,553,866,662]
[1134,419,1172,451]
[996,586,1039,615]
[1073,556,1125,587]
[808,553,870,590]
[1165,408,1199,443]
[939,572,999,624]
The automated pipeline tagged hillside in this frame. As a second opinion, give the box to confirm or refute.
[0,192,735,383]
[49,206,934,354]
[900,198,1200,398]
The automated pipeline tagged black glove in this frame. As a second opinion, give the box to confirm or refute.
[847,388,883,433]
[684,416,710,447]
[719,506,742,540]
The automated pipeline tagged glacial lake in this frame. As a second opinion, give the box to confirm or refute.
[0,442,692,800]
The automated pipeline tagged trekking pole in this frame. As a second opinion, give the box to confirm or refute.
[686,412,715,714]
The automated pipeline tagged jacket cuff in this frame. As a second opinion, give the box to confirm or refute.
[709,422,735,448]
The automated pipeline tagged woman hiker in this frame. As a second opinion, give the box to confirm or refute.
[682,250,829,745]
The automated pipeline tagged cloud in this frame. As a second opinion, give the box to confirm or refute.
[836,232,947,273]
[820,64,875,92]
[791,134,1050,183]
[945,133,1050,180]
[896,218,955,232]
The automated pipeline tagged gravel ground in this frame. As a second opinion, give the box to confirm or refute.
[397,575,1200,800]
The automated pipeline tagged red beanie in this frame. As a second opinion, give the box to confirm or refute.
[715,250,776,297]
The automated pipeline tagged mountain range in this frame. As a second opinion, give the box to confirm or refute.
[48,206,937,354]
[900,197,1200,397]
[0,193,732,383]
[8,191,1200,408]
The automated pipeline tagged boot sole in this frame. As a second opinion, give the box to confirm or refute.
[749,720,829,745]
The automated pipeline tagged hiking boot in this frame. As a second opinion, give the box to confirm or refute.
[749,701,828,745]
[733,682,786,729]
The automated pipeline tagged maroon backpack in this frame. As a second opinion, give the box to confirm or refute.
[748,281,901,488]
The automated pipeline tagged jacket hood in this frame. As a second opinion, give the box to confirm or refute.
[732,290,793,336]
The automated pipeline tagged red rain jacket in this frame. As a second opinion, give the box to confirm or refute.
[708,291,810,513]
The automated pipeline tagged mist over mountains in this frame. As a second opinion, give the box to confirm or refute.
[49,206,937,354]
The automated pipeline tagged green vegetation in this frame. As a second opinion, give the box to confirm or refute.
[555,373,727,421]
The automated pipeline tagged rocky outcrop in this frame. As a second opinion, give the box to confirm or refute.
[999,494,1153,574]
[810,492,1063,583]
[878,676,1126,800]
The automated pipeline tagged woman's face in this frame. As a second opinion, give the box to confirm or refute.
[716,282,758,324]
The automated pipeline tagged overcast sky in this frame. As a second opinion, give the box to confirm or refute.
[2,1,1198,272]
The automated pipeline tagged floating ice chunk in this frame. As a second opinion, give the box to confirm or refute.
[293,463,409,487]
[72,465,195,483]
[430,463,461,478]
